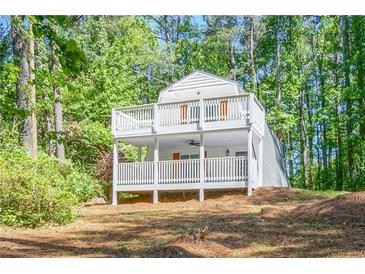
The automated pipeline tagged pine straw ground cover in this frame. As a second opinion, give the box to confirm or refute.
[0,188,364,258]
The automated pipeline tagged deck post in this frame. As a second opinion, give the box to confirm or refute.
[199,98,204,130]
[153,137,159,203]
[199,133,205,201]
[153,103,159,133]
[258,136,263,187]
[112,140,118,205]
[247,129,253,196]
[111,108,116,136]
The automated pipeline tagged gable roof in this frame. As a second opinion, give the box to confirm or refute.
[160,71,245,94]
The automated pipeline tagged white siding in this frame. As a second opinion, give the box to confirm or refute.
[158,71,242,103]
[146,144,248,161]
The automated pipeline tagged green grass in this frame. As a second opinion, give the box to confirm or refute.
[298,189,349,200]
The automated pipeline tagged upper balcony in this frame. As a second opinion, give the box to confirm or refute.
[112,93,265,138]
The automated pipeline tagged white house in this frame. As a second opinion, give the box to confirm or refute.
[111,71,289,205]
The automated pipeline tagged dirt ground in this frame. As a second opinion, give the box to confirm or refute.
[1,188,364,258]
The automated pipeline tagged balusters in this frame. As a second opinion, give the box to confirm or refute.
[202,95,248,123]
[204,156,248,183]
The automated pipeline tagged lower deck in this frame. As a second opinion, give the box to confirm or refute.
[112,128,263,204]
[115,156,252,192]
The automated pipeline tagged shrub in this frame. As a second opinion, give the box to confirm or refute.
[62,162,105,203]
[0,148,103,228]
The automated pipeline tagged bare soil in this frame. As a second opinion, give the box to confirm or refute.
[1,188,364,258]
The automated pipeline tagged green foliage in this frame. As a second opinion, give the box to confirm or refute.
[66,120,112,166]
[1,15,364,228]
[0,147,103,228]
[32,15,86,75]
[0,148,77,227]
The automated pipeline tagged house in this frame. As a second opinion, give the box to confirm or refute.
[111,71,289,205]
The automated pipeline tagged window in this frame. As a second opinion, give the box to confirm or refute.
[235,151,248,157]
[181,154,199,160]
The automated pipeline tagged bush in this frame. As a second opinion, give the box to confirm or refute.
[62,162,105,203]
[0,148,103,228]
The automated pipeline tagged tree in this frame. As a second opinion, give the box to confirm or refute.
[50,44,65,162]
[11,16,37,158]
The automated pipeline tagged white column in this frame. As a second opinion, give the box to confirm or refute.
[199,133,205,201]
[153,137,159,203]
[247,129,253,196]
[137,145,142,162]
[112,140,119,205]
[153,103,159,133]
[199,98,204,130]
[258,136,263,187]
[111,109,116,136]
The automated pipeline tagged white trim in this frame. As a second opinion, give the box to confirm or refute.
[112,140,118,205]
[159,71,240,95]
[247,129,253,196]
[115,181,248,192]
[153,137,159,203]
[114,125,251,140]
[199,133,205,201]
[258,136,263,187]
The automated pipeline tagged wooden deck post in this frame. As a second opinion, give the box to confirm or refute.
[258,136,263,187]
[153,137,159,203]
[199,133,205,201]
[112,140,118,205]
[247,129,253,196]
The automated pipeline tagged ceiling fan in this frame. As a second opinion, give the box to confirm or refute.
[188,139,200,146]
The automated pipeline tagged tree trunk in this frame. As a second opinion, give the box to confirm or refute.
[341,16,354,188]
[275,25,281,106]
[45,110,55,155]
[248,17,258,95]
[287,129,294,180]
[11,16,32,153]
[334,52,344,190]
[230,38,237,80]
[28,22,38,159]
[50,50,65,163]
[299,86,312,189]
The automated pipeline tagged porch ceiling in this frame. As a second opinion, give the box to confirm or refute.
[122,130,249,148]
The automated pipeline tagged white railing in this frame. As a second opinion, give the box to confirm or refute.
[158,100,200,127]
[114,104,154,132]
[117,162,154,185]
[203,95,249,122]
[251,95,265,134]
[158,159,200,184]
[112,94,264,135]
[116,156,248,186]
[205,156,248,182]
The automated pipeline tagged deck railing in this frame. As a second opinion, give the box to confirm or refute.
[113,94,265,135]
[158,100,200,127]
[114,104,154,132]
[251,96,265,135]
[117,161,154,185]
[158,159,200,184]
[204,95,248,122]
[116,156,248,186]
[205,156,248,182]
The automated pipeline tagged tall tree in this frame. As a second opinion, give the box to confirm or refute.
[50,46,65,163]
[11,16,37,158]
[28,21,38,159]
